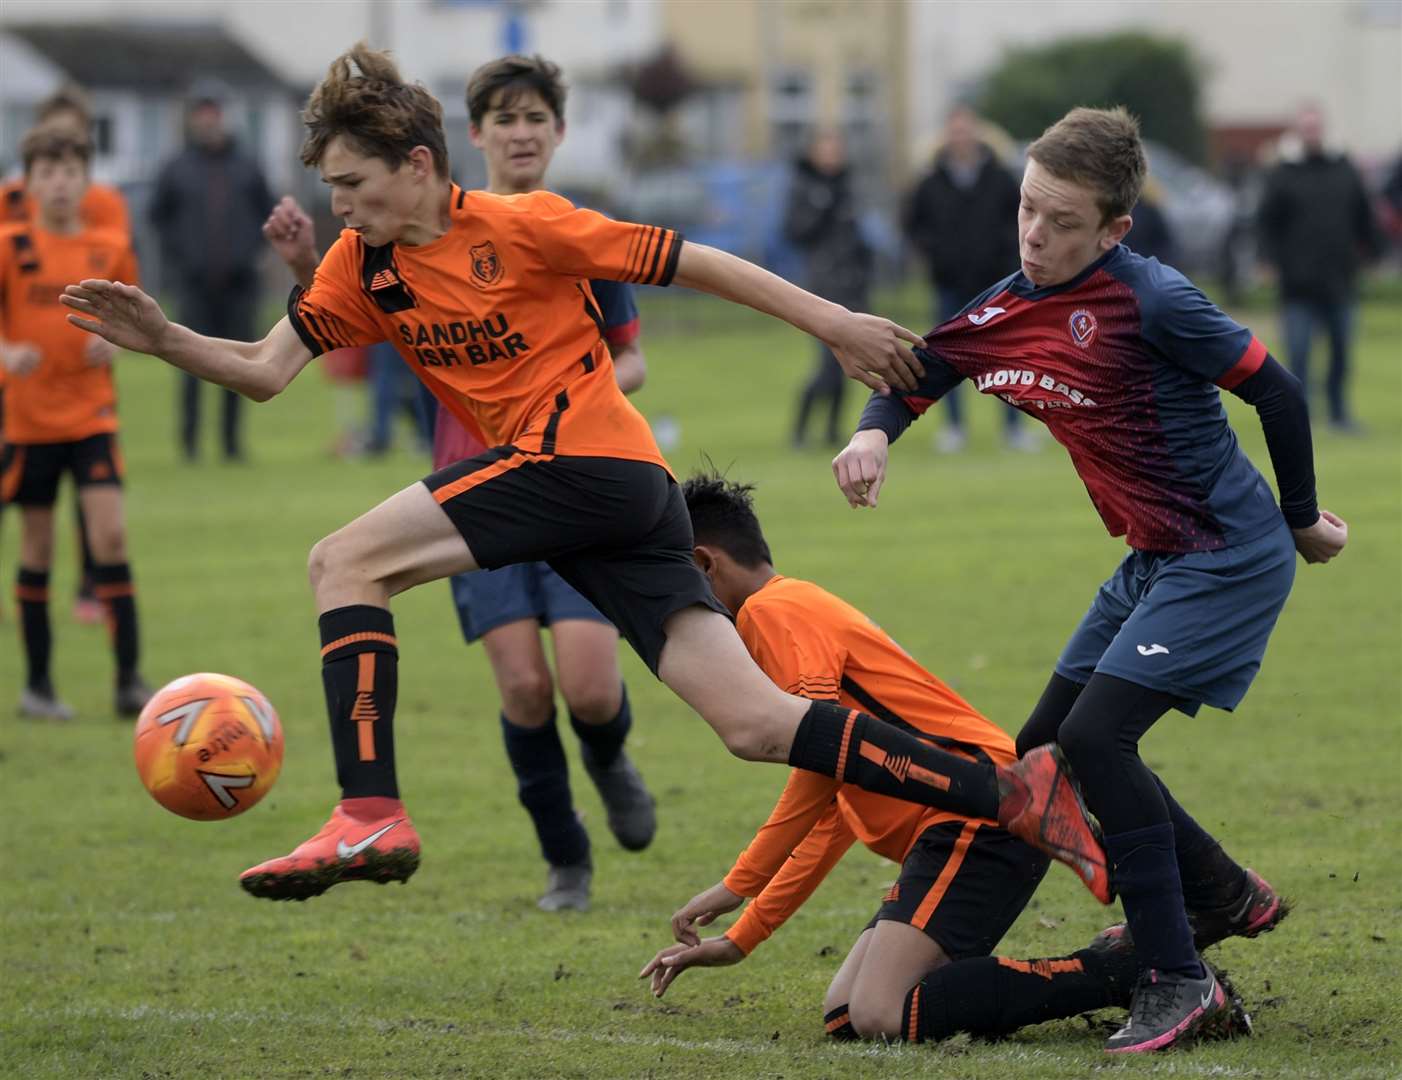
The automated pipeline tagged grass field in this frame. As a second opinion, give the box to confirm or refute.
[2,288,1399,1079]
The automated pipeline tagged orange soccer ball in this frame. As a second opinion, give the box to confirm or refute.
[133,673,284,821]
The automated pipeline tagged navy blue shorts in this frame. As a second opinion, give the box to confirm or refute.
[449,561,611,643]
[1055,521,1296,714]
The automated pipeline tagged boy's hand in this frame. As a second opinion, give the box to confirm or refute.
[84,336,117,367]
[671,881,745,946]
[639,937,744,998]
[827,311,925,393]
[1292,509,1348,564]
[61,281,171,356]
[263,196,319,279]
[0,341,41,375]
[832,429,889,508]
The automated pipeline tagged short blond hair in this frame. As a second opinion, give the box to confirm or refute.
[1027,106,1145,222]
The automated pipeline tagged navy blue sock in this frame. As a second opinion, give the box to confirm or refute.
[1153,777,1248,911]
[501,711,590,868]
[569,684,631,768]
[1106,823,1203,978]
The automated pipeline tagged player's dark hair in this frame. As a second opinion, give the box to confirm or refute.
[21,126,91,174]
[466,55,567,128]
[681,470,773,569]
[36,83,93,129]
[1027,106,1145,221]
[301,42,450,179]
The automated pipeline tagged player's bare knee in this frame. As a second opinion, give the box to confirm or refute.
[847,998,903,1041]
[87,526,125,564]
[560,679,620,724]
[498,667,556,727]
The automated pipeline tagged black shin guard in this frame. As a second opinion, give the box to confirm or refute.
[319,605,400,799]
[788,700,998,820]
[16,568,52,692]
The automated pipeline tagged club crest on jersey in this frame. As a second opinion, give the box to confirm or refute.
[471,241,503,285]
[1068,309,1097,348]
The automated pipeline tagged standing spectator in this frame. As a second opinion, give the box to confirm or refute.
[785,129,874,448]
[1258,103,1382,433]
[905,105,1032,453]
[150,80,272,461]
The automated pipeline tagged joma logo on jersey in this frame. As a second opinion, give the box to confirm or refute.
[397,313,529,368]
[975,368,1097,407]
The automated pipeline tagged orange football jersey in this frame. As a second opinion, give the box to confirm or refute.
[721,575,1017,954]
[0,222,137,443]
[289,186,679,469]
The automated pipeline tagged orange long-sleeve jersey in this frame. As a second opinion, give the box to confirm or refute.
[288,186,680,470]
[720,575,1016,955]
[0,222,137,443]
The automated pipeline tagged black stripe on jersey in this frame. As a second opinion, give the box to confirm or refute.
[3,186,25,223]
[301,309,341,353]
[631,226,655,283]
[577,282,606,340]
[657,230,684,287]
[643,227,667,284]
[623,225,646,284]
[286,286,327,357]
[540,389,570,456]
[321,312,352,349]
[840,674,994,766]
[10,231,39,274]
[455,186,466,210]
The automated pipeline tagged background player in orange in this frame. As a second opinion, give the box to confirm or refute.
[263,54,657,914]
[62,44,1106,905]
[1,84,132,627]
[643,473,1248,1046]
[0,128,151,719]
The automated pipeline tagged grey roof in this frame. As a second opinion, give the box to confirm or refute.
[5,21,294,95]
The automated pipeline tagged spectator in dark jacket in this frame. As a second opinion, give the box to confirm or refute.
[150,81,273,461]
[904,105,1032,452]
[784,129,874,448]
[1258,104,1382,432]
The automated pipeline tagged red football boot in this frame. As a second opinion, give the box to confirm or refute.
[240,797,420,901]
[996,744,1113,904]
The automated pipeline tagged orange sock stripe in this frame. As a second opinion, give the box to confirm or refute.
[834,709,858,779]
[15,585,48,602]
[320,631,398,657]
[910,821,980,930]
[355,653,378,761]
[825,1011,851,1034]
[356,652,376,693]
[93,583,134,599]
[357,718,376,761]
[906,985,921,1043]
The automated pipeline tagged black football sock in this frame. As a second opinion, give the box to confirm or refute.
[502,710,591,868]
[319,605,400,799]
[823,1004,858,1041]
[902,947,1137,1043]
[1105,824,1203,978]
[1153,776,1248,911]
[569,682,631,769]
[16,567,52,693]
[787,700,998,820]
[92,562,139,685]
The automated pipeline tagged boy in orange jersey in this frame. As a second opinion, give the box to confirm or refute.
[1,84,132,626]
[0,129,151,718]
[0,84,131,234]
[643,473,1247,1045]
[62,44,1107,904]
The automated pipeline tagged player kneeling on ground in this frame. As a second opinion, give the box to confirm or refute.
[0,127,151,719]
[641,473,1252,1045]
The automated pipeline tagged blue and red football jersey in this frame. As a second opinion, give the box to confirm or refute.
[864,245,1281,553]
